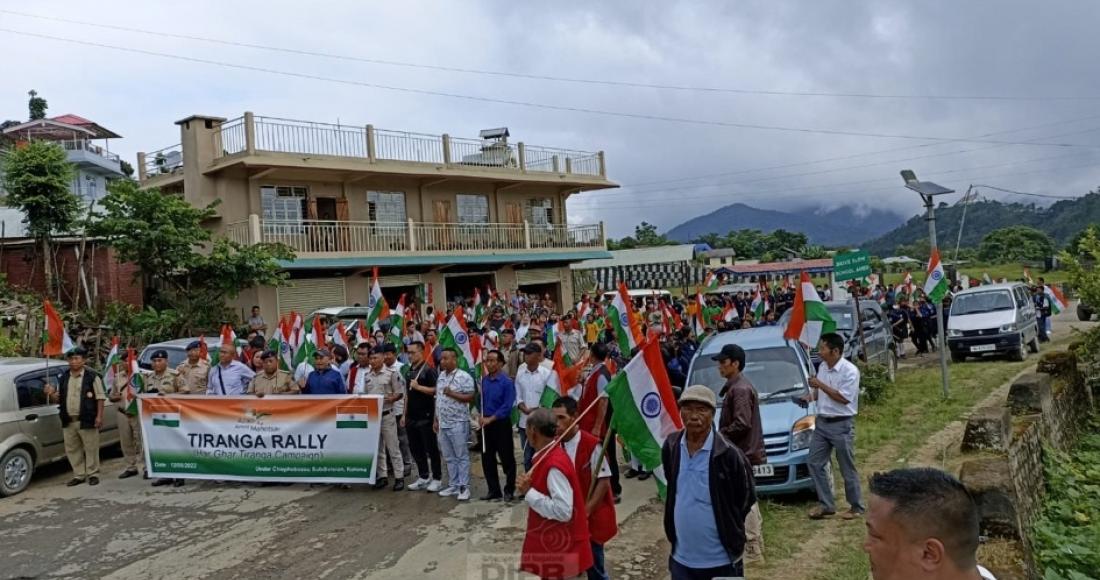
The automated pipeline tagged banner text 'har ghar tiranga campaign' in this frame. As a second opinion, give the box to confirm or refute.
[139,395,383,484]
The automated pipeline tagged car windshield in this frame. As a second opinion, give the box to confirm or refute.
[688,346,808,402]
[779,304,854,331]
[952,291,1014,315]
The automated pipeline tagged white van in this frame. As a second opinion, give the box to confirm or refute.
[946,283,1040,362]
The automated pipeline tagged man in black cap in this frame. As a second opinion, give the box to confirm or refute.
[43,348,107,486]
[712,343,766,564]
[176,340,209,394]
[248,350,297,395]
[145,349,180,395]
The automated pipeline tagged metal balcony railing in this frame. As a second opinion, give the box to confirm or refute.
[61,139,121,163]
[143,143,184,177]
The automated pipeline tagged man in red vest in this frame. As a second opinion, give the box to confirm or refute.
[552,396,618,580]
[576,342,622,502]
[517,408,594,580]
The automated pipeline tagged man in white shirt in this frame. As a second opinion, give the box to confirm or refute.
[434,348,475,501]
[865,467,998,580]
[514,343,553,471]
[801,331,864,520]
[382,342,414,479]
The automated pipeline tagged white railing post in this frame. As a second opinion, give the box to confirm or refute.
[366,124,377,162]
[599,221,606,248]
[524,220,532,249]
[598,151,606,178]
[244,112,256,155]
[552,155,560,173]
[408,218,417,252]
[442,134,452,166]
[248,213,262,245]
[518,143,527,173]
[564,157,573,174]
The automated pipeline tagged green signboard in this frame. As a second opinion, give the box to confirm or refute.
[833,250,871,282]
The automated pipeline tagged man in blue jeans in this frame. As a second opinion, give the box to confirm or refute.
[434,348,475,501]
[801,332,864,520]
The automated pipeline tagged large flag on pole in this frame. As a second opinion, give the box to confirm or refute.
[784,271,837,347]
[540,341,585,407]
[267,323,294,371]
[1045,284,1068,314]
[366,268,390,331]
[438,307,476,375]
[42,300,75,357]
[606,339,683,498]
[923,248,949,303]
[103,337,121,389]
[608,283,642,354]
[123,347,144,414]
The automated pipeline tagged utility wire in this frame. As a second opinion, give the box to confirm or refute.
[3,9,1099,102]
[972,184,1077,200]
[3,27,1100,149]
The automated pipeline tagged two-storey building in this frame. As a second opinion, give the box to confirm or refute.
[136,112,616,317]
[2,114,127,203]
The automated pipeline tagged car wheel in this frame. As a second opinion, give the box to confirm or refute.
[1028,332,1041,354]
[1078,304,1093,322]
[951,352,967,363]
[1010,338,1027,362]
[0,447,34,497]
[887,350,898,383]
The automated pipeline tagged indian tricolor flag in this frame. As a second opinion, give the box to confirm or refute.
[336,406,370,429]
[1045,284,1068,314]
[608,282,643,354]
[438,307,476,373]
[388,294,406,349]
[606,339,683,498]
[923,248,949,303]
[42,299,75,357]
[152,408,181,428]
[784,271,837,347]
[366,268,390,331]
[703,270,719,291]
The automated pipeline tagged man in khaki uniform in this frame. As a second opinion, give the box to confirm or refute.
[175,340,209,394]
[365,347,405,491]
[43,348,106,486]
[107,352,143,479]
[248,351,298,396]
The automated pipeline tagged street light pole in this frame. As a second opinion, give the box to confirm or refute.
[902,170,954,398]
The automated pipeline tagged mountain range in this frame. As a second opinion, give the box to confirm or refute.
[664,203,906,247]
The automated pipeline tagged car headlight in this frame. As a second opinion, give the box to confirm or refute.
[790,415,816,452]
[999,323,1017,333]
[947,328,962,338]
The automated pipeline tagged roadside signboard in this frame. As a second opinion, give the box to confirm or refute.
[833,250,871,282]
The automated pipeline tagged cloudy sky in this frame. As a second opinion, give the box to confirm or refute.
[3,1,1098,237]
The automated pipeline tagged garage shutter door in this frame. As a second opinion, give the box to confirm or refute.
[277,278,347,315]
[378,274,422,287]
[516,268,563,285]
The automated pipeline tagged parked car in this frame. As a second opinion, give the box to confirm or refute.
[1079,300,1094,322]
[946,282,1040,362]
[137,337,221,371]
[779,299,897,381]
[0,358,121,497]
[686,326,818,496]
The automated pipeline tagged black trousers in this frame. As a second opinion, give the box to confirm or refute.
[406,417,442,481]
[606,428,621,496]
[481,419,516,496]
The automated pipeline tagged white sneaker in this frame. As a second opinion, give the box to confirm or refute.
[407,478,429,491]
[457,487,471,501]
[426,480,442,493]
[438,485,459,497]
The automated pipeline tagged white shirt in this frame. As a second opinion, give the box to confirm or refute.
[816,356,860,417]
[338,359,351,379]
[562,434,611,478]
[293,361,313,384]
[350,364,370,394]
[525,467,574,522]
[515,364,552,427]
[388,361,406,415]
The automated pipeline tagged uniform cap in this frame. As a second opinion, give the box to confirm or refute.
[150,349,169,360]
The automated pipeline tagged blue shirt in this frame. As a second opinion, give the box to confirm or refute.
[303,367,346,395]
[672,429,729,568]
[480,371,516,421]
[206,360,255,395]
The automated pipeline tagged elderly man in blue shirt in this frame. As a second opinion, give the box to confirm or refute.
[303,349,346,395]
[477,349,517,501]
[662,385,756,580]
[207,344,255,395]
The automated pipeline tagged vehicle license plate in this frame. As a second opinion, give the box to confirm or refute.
[753,464,775,478]
[970,344,996,353]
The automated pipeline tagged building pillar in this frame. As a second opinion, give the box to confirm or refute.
[366,124,377,162]
[598,151,606,178]
[248,213,261,245]
[137,152,147,181]
[442,134,452,166]
[244,111,256,155]
[518,143,527,173]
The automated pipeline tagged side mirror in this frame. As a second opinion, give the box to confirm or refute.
[862,321,876,332]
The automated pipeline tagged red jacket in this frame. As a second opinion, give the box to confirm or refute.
[578,363,611,436]
[570,431,618,546]
[521,446,593,579]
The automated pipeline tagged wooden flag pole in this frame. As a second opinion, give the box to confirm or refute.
[587,416,616,500]
[527,394,604,474]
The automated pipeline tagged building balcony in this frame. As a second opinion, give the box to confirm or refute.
[138,112,615,189]
[224,216,609,268]
[60,139,123,176]
[139,143,185,188]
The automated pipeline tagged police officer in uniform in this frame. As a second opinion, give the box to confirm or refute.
[43,348,107,486]
[175,340,209,394]
[107,351,143,479]
[248,350,298,396]
[366,347,405,491]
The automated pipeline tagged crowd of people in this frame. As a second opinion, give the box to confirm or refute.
[42,281,1010,580]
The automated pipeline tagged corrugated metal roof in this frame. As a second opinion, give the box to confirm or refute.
[724,258,834,274]
[571,244,698,269]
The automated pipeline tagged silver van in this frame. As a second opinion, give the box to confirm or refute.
[0,358,120,496]
[947,283,1041,362]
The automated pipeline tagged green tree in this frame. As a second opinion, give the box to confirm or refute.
[633,222,672,247]
[92,180,294,333]
[27,90,48,120]
[0,140,79,297]
[1060,225,1100,311]
[977,225,1054,262]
